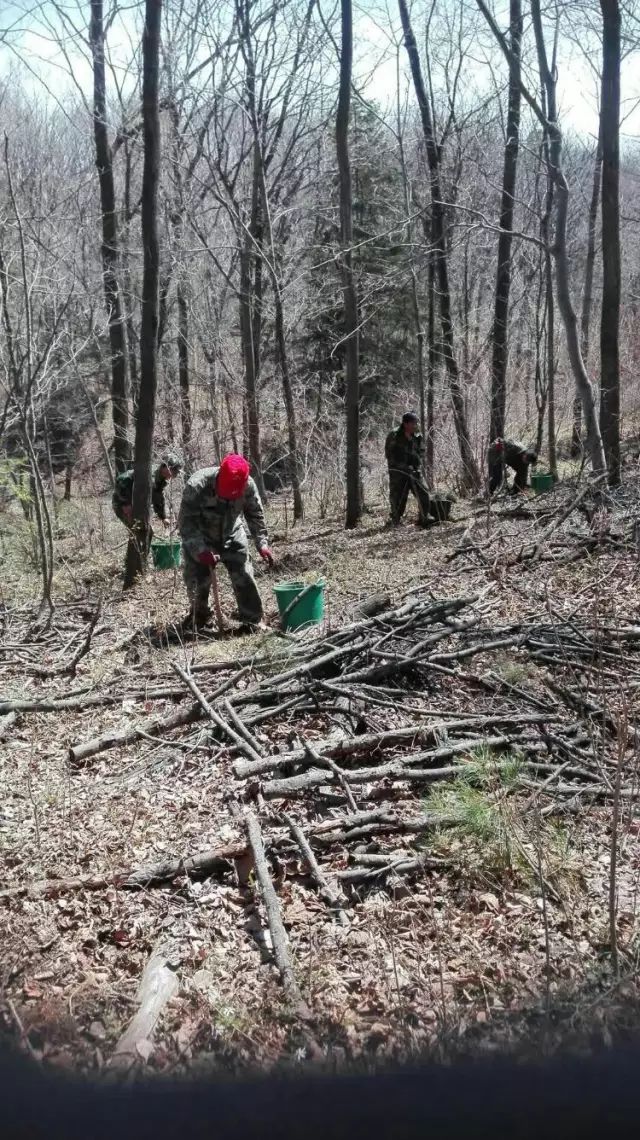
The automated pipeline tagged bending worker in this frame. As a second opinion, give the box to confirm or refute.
[385,412,431,527]
[178,453,274,632]
[487,438,538,495]
[112,452,182,532]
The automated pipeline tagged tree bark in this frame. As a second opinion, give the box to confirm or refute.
[574,128,603,457]
[489,0,522,442]
[426,247,436,485]
[124,0,162,588]
[89,0,131,474]
[398,0,481,490]
[337,0,361,528]
[599,0,621,485]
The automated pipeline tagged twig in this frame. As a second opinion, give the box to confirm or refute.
[282,812,349,925]
[172,663,263,764]
[243,808,312,1019]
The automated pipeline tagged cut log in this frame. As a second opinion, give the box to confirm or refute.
[108,938,179,1071]
[0,840,248,901]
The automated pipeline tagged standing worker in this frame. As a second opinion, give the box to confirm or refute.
[487,438,538,495]
[178,453,274,632]
[112,452,182,533]
[385,412,431,527]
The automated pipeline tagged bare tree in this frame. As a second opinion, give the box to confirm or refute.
[337,0,360,527]
[398,0,481,491]
[599,0,621,485]
[489,0,522,443]
[89,0,131,474]
[574,128,603,457]
[124,0,163,588]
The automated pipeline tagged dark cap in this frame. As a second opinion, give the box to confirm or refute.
[401,412,419,424]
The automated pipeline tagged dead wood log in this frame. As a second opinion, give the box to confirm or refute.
[351,593,391,618]
[68,669,246,764]
[283,813,349,925]
[244,808,311,1019]
[0,840,248,901]
[304,740,358,812]
[262,735,546,799]
[233,714,554,780]
[337,853,444,883]
[172,663,263,764]
[108,938,179,1071]
[1,686,194,715]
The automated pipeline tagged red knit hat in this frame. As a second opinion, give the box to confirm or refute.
[217,453,250,500]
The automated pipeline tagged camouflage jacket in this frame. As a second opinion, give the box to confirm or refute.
[487,439,529,467]
[178,467,268,558]
[112,466,170,520]
[385,427,424,475]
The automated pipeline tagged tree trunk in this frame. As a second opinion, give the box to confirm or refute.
[489,0,522,442]
[273,290,304,520]
[124,0,162,589]
[599,0,621,486]
[177,283,192,464]
[573,129,603,457]
[426,247,436,485]
[89,0,131,474]
[337,0,361,528]
[239,238,263,490]
[398,0,481,490]
[541,130,557,477]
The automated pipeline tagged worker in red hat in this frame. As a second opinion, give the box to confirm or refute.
[178,454,274,631]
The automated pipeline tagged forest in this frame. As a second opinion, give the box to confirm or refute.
[2,0,640,1079]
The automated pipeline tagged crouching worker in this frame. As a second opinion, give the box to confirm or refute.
[488,438,537,495]
[178,454,274,632]
[385,412,431,527]
[112,452,182,533]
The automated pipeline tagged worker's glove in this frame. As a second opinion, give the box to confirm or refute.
[259,546,274,567]
[122,505,133,520]
[197,550,220,567]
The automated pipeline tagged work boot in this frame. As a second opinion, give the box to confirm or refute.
[178,605,212,632]
[234,619,268,636]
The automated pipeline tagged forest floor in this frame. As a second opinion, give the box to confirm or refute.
[2,471,640,1077]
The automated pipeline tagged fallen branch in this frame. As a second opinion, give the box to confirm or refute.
[233,714,554,780]
[283,812,349,925]
[108,938,179,1071]
[0,839,248,902]
[68,668,247,764]
[244,808,312,1021]
[173,663,263,764]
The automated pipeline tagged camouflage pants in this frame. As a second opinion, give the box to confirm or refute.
[488,457,529,495]
[182,547,263,624]
[388,470,431,524]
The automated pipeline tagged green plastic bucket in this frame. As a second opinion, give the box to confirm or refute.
[530,471,554,494]
[274,579,325,631]
[151,539,181,570]
[428,494,454,522]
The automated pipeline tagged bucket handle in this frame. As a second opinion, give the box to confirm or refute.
[279,581,322,629]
